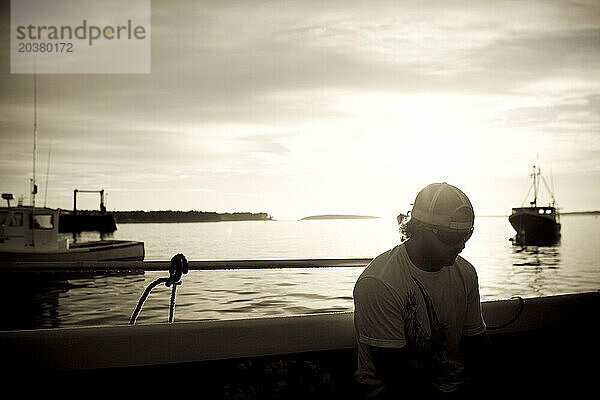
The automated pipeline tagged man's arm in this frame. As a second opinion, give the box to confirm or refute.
[370,346,432,398]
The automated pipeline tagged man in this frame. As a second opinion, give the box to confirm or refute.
[353,182,492,397]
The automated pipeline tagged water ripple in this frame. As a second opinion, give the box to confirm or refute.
[3,216,599,330]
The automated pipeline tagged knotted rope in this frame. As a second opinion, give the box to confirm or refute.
[129,253,188,325]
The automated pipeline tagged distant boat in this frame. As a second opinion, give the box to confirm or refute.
[58,189,117,233]
[0,203,144,262]
[509,165,561,245]
[0,73,143,262]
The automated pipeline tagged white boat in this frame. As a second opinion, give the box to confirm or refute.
[0,204,144,262]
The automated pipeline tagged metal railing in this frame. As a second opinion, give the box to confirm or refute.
[0,257,373,273]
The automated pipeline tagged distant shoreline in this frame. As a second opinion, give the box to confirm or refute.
[300,214,380,221]
[112,210,273,224]
[561,211,600,216]
[94,210,599,224]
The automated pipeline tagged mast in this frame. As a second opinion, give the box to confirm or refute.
[30,66,39,247]
[531,164,538,207]
[31,71,38,208]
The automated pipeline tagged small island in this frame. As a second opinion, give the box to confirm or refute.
[300,214,380,221]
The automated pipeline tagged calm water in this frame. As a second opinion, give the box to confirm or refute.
[2,215,599,330]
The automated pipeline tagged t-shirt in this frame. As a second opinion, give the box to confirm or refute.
[353,242,486,394]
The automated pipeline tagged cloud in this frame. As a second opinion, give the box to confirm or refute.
[1,0,600,213]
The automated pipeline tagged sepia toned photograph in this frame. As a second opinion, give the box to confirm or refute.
[1,0,599,396]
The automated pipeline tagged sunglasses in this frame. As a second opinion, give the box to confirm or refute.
[428,226,474,246]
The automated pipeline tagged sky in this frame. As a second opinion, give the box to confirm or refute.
[1,0,599,220]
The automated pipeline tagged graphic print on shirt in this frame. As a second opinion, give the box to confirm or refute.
[403,277,462,385]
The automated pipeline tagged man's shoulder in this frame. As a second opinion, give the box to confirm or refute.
[354,246,411,313]
[454,255,477,275]
[357,245,411,289]
[362,245,403,273]
[452,256,479,287]
[369,246,399,265]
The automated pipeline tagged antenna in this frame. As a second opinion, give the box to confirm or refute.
[31,69,38,208]
[43,141,52,208]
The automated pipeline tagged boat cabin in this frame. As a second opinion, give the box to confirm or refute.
[0,206,67,252]
[511,206,557,217]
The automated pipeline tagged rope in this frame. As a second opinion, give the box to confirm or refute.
[129,277,169,325]
[129,253,188,325]
[487,296,525,330]
[169,282,179,323]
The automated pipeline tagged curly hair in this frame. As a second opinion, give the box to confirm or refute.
[398,213,430,242]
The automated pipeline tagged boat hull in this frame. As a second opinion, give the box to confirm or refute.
[59,212,117,233]
[1,292,597,396]
[509,208,561,245]
[0,240,144,262]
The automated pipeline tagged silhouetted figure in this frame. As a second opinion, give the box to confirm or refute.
[354,183,492,397]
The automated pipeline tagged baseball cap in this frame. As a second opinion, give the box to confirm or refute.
[410,182,474,230]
